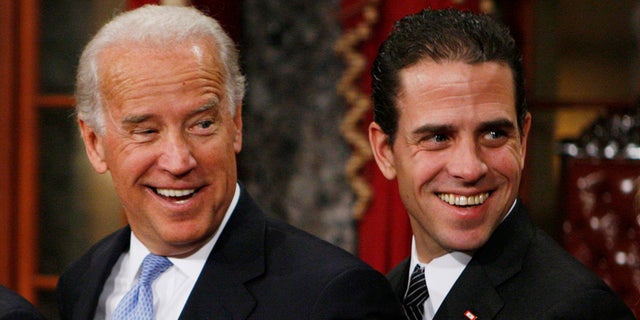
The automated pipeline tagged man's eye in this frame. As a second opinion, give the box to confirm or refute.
[197,120,214,129]
[129,128,158,142]
[485,130,506,140]
[190,119,217,135]
[420,134,448,144]
[417,133,450,151]
[482,130,509,147]
[432,134,448,142]
[134,128,157,135]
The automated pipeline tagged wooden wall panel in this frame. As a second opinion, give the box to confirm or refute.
[0,0,17,288]
[17,0,39,303]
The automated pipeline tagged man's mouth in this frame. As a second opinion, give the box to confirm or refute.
[154,188,197,204]
[437,192,490,207]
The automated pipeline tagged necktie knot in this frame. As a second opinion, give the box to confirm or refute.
[403,264,428,320]
[112,253,173,320]
[138,254,172,285]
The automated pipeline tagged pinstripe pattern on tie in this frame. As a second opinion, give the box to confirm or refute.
[403,264,428,320]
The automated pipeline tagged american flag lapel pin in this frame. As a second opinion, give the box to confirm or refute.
[464,310,478,320]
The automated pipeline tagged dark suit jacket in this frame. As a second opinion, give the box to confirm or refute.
[0,286,46,320]
[387,201,636,319]
[57,186,402,319]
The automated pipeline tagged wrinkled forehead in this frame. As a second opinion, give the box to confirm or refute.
[97,36,221,76]
[95,39,227,114]
[97,38,223,92]
[395,60,517,124]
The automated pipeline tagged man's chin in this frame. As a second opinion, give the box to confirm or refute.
[444,233,491,253]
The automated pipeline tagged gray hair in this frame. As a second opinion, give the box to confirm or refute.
[75,5,245,134]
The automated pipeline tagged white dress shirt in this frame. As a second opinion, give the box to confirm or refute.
[407,199,518,320]
[94,183,240,320]
[408,242,472,320]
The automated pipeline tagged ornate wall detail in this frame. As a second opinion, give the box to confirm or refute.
[559,108,640,160]
[560,107,640,316]
[335,0,381,220]
[241,0,356,251]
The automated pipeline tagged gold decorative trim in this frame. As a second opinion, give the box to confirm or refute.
[335,0,381,220]
[479,0,496,14]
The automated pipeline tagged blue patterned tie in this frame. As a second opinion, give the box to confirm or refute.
[403,265,428,320]
[112,253,173,320]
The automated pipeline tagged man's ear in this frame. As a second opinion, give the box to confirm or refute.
[232,104,243,154]
[519,112,532,169]
[78,119,108,174]
[369,122,397,180]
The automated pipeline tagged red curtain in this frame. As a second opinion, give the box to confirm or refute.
[340,0,479,274]
[128,0,159,8]
[127,0,242,44]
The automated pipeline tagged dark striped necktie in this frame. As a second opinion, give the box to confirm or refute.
[403,264,428,320]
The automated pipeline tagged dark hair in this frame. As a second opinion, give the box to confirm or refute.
[372,9,527,143]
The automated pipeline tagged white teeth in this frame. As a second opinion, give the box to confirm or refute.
[156,188,195,198]
[438,193,489,206]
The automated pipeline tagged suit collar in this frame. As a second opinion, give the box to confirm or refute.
[434,200,534,320]
[179,186,265,320]
[74,227,130,320]
[386,258,410,301]
[472,200,533,285]
[433,266,503,320]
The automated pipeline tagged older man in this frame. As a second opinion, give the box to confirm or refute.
[57,5,401,320]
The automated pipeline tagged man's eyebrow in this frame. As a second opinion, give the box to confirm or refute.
[412,124,454,136]
[477,118,516,132]
[409,118,516,137]
[190,98,220,116]
[122,113,153,125]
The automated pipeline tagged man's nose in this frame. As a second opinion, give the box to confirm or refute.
[445,139,488,183]
[157,134,197,176]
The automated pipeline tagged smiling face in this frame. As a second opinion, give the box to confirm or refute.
[79,38,242,257]
[369,60,531,262]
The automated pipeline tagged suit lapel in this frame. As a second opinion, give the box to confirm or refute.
[433,261,503,320]
[179,187,265,320]
[386,258,410,301]
[74,228,130,320]
[434,201,534,320]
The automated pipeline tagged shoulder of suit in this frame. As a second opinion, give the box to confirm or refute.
[263,216,372,268]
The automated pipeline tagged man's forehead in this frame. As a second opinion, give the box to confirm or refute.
[97,41,225,99]
[396,60,516,111]
[98,37,221,70]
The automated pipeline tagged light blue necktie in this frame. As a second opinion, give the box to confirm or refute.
[112,253,173,320]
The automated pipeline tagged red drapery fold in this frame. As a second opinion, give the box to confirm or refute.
[340,0,479,274]
[128,0,159,8]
